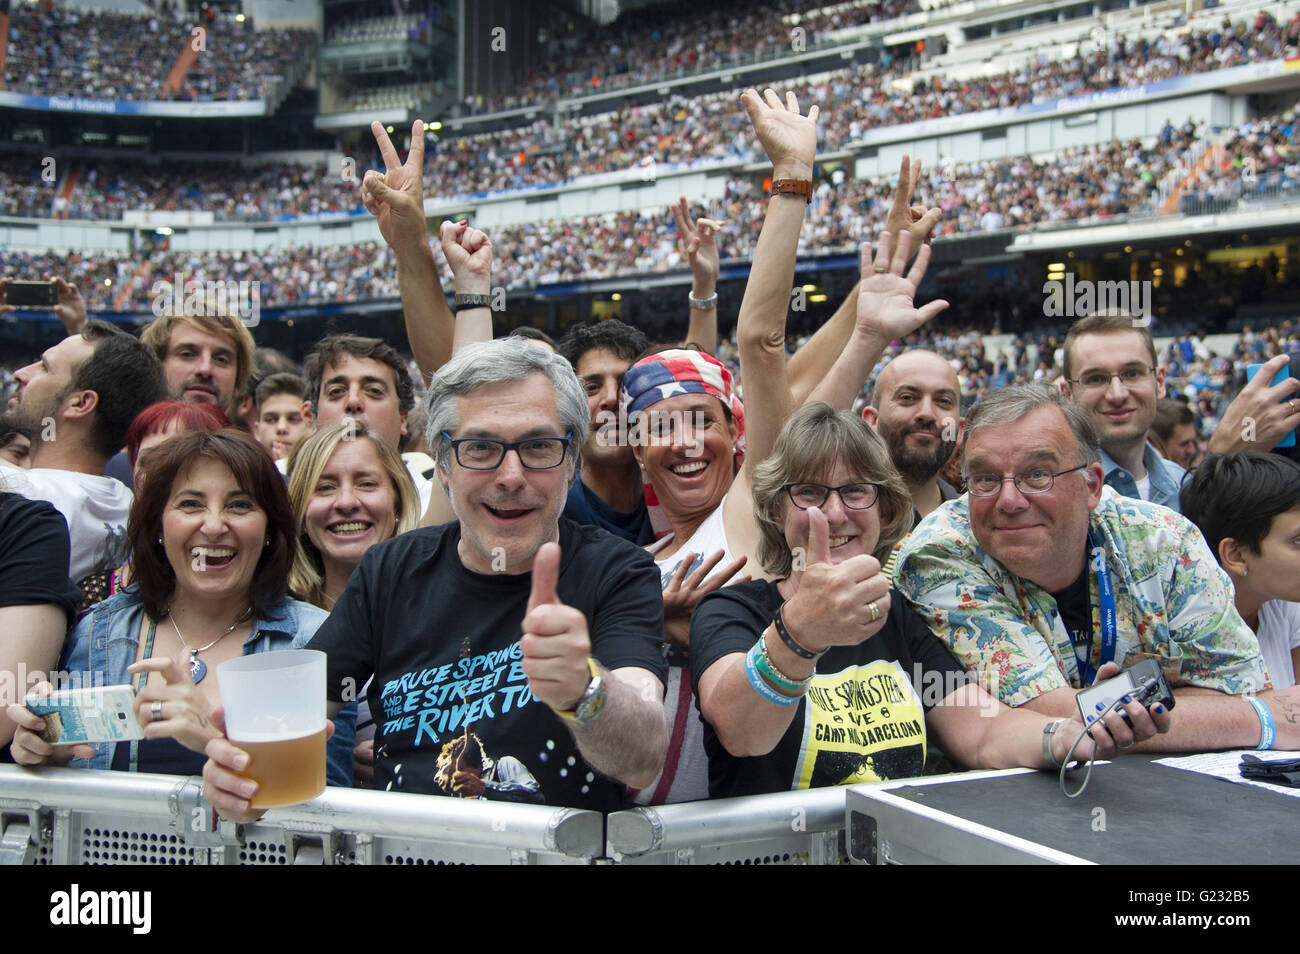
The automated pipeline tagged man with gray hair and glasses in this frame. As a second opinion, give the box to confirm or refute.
[895,383,1300,752]
[204,339,668,817]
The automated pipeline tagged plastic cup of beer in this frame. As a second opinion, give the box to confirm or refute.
[217,650,327,809]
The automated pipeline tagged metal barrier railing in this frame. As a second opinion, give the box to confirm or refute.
[0,766,603,865]
[606,787,850,865]
[0,766,861,865]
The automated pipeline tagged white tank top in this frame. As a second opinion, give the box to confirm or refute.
[632,498,734,805]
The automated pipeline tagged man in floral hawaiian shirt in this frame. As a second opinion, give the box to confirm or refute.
[896,383,1300,751]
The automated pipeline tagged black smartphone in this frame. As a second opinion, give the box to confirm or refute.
[1076,658,1175,726]
[4,280,58,308]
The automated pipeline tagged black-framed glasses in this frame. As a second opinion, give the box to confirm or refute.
[966,463,1088,497]
[781,482,881,511]
[1067,366,1156,391]
[441,431,574,470]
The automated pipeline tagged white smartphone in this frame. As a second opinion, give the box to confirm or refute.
[24,685,145,745]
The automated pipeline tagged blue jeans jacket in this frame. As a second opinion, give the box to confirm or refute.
[59,586,356,786]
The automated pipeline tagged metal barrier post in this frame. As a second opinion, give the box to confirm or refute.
[606,787,849,865]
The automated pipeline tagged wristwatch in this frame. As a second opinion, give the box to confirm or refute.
[770,178,813,202]
[552,657,607,725]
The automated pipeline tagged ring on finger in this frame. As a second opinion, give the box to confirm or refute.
[1291,400,1296,413]
[1119,740,1135,750]
[868,600,880,622]
[872,265,888,273]
[151,700,164,723]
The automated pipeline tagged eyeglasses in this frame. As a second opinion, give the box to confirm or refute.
[1067,366,1156,391]
[782,482,881,511]
[441,431,573,470]
[966,463,1088,497]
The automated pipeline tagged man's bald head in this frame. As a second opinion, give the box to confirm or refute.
[870,350,959,409]
[864,350,963,485]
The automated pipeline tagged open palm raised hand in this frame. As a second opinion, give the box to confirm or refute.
[855,230,949,343]
[739,88,819,179]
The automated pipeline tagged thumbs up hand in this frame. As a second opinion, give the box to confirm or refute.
[520,542,594,712]
[781,507,891,653]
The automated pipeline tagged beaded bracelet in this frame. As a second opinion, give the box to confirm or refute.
[744,643,801,707]
[754,632,812,694]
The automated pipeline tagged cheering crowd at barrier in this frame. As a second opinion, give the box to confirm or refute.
[1,96,1299,823]
[1,3,311,102]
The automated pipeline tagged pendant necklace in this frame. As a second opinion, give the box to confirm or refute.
[167,605,253,683]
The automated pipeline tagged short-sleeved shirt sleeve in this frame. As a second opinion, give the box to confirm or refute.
[896,489,1270,707]
[0,492,80,625]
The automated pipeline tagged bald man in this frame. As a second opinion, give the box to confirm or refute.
[863,350,964,524]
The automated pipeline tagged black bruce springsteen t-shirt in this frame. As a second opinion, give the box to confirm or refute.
[308,518,666,811]
[690,579,970,798]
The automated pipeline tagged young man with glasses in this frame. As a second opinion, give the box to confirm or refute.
[205,339,668,816]
[1059,313,1187,512]
[894,383,1300,752]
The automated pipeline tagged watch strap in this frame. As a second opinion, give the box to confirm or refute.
[770,178,812,202]
[551,657,600,721]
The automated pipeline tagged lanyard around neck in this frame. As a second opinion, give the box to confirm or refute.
[1073,529,1117,685]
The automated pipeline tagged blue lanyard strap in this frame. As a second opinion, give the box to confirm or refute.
[1074,529,1117,685]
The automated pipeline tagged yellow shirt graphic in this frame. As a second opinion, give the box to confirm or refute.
[792,660,927,788]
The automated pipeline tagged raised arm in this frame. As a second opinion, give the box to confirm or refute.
[805,230,948,409]
[731,88,818,477]
[1207,353,1300,455]
[787,155,941,406]
[362,120,490,385]
[672,196,722,354]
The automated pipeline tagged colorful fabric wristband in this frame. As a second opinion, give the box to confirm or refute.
[744,643,801,708]
[754,633,811,694]
[1246,695,1275,750]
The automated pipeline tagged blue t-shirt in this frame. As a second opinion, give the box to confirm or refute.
[563,478,656,546]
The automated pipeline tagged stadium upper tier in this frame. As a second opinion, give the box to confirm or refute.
[457,0,932,115]
[1,2,313,102]
[2,6,1295,225]
[427,8,1300,200]
[3,104,1293,312]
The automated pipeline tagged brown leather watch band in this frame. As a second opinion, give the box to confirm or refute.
[770,178,813,202]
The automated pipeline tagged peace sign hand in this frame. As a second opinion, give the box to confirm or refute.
[362,119,429,256]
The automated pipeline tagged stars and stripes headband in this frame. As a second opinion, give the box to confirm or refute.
[620,349,745,539]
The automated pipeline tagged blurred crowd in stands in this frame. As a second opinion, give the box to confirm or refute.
[2,3,311,102]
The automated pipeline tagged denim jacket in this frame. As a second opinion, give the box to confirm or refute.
[59,586,356,786]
